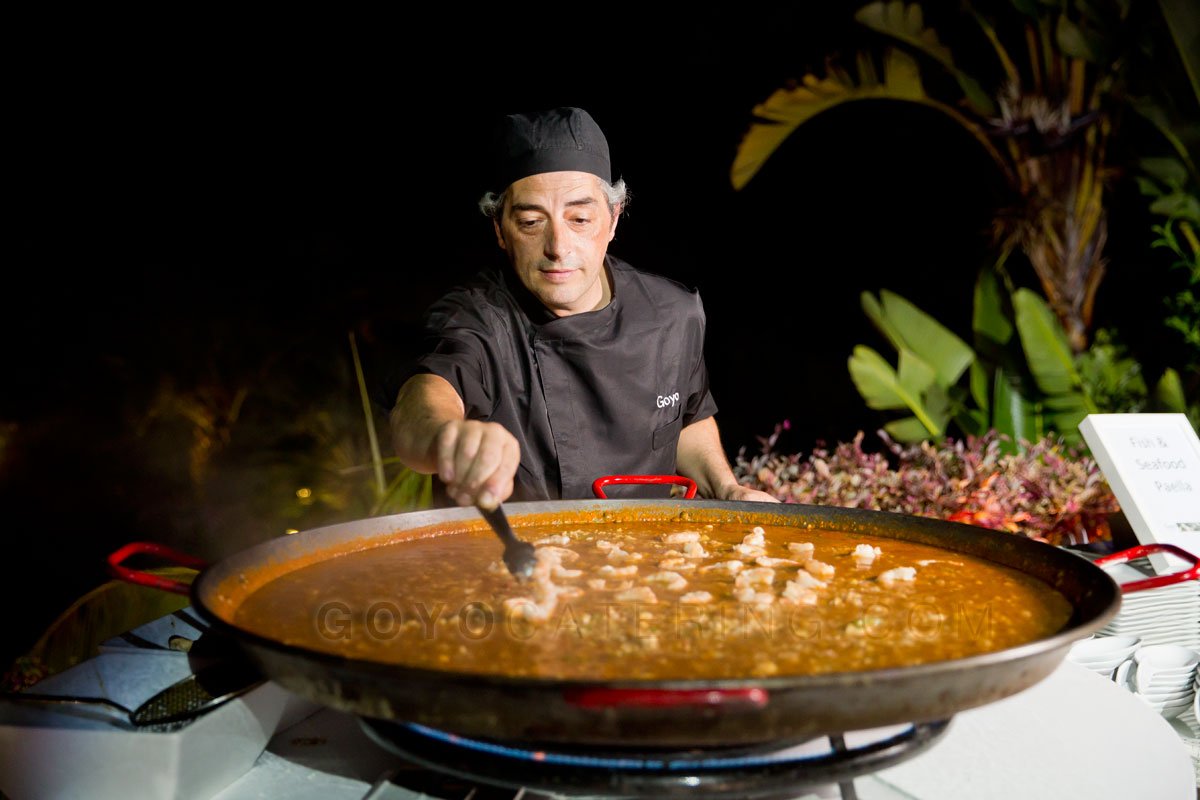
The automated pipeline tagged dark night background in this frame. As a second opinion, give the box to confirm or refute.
[2,9,1185,672]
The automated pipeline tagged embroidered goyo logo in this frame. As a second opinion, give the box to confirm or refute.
[656,392,681,409]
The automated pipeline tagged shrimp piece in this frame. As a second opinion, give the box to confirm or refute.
[607,546,644,564]
[679,591,713,605]
[552,566,583,580]
[529,575,559,604]
[853,544,882,567]
[596,540,616,552]
[616,586,658,604]
[524,549,567,603]
[587,578,606,590]
[734,585,774,605]
[605,580,634,592]
[733,544,766,558]
[781,581,819,606]
[803,560,836,580]
[503,597,555,623]
[756,556,799,568]
[664,531,701,544]
[700,560,745,575]
[644,571,688,592]
[742,528,765,547]
[735,567,776,588]
[535,533,571,546]
[555,586,584,600]
[787,542,815,560]
[658,557,697,571]
[486,561,509,576]
[538,546,579,563]
[682,541,709,559]
[879,567,917,588]
[599,564,639,578]
[790,570,826,590]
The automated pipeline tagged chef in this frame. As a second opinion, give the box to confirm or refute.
[390,106,777,509]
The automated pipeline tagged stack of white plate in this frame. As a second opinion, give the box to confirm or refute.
[1067,635,1140,677]
[1115,645,1200,719]
[1098,561,1200,651]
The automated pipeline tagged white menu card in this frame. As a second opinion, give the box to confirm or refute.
[1079,414,1200,551]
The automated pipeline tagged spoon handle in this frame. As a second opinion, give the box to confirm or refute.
[478,504,519,545]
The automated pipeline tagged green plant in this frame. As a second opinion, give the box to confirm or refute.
[734,0,1199,352]
[272,334,431,528]
[850,260,1188,445]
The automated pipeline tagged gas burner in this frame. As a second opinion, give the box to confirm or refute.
[360,718,952,799]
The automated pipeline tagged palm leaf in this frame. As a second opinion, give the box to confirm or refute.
[1012,289,1097,412]
[1044,391,1092,436]
[1155,368,1188,413]
[884,416,933,442]
[733,67,919,189]
[848,346,944,436]
[898,347,938,397]
[973,263,1014,348]
[970,9,1020,87]
[970,361,991,413]
[854,1,996,115]
[880,291,975,387]
[1055,14,1099,62]
[849,346,910,411]
[992,366,1039,450]
[732,54,1009,189]
[1158,0,1200,111]
[1141,157,1190,190]
[1130,100,1200,181]
[862,291,907,352]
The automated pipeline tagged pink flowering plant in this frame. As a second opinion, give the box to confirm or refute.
[734,422,1119,547]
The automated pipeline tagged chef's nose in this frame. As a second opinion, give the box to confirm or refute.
[543,218,568,261]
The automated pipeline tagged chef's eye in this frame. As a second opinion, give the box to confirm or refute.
[570,217,591,226]
[517,219,541,229]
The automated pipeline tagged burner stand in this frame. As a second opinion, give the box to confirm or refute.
[360,718,952,799]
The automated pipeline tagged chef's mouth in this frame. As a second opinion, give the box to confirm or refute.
[539,268,578,283]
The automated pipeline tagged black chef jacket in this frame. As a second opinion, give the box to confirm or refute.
[406,254,718,500]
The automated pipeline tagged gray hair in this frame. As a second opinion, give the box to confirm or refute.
[478,177,630,220]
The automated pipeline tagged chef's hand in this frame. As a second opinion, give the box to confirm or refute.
[435,420,520,509]
[719,483,780,503]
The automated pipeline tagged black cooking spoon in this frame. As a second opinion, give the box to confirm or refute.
[477,500,537,581]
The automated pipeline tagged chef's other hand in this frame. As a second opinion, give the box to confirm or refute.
[435,420,520,509]
[720,483,780,503]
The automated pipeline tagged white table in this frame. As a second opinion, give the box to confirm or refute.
[209,661,1194,800]
[3,649,1193,799]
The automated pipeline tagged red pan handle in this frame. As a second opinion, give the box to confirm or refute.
[563,687,768,709]
[1094,543,1200,593]
[107,542,208,596]
[592,475,698,499]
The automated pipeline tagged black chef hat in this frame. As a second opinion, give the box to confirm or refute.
[492,107,611,192]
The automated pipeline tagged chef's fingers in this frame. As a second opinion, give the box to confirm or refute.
[447,423,486,504]
[435,421,462,484]
[459,426,515,505]
[482,435,520,505]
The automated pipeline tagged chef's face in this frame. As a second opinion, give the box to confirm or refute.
[494,171,619,317]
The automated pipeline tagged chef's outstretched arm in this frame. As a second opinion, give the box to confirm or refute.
[390,374,520,509]
[675,417,780,503]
